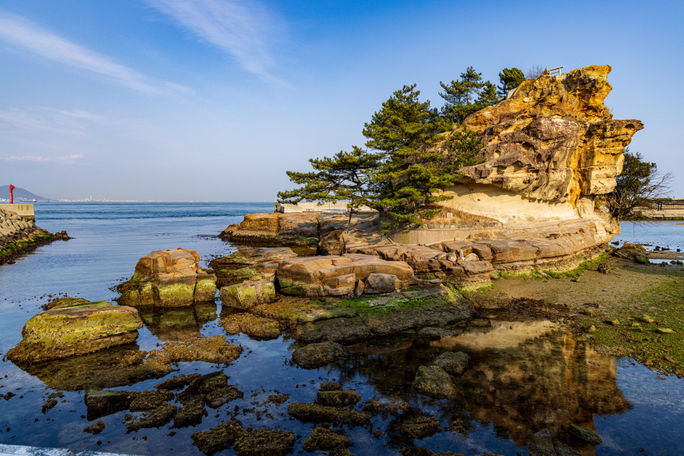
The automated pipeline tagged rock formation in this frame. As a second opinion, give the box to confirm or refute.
[7,299,143,364]
[221,65,642,280]
[0,207,69,265]
[119,248,217,307]
[275,254,414,297]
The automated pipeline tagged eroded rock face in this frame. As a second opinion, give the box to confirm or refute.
[276,254,414,297]
[460,65,643,204]
[119,248,217,307]
[7,300,143,364]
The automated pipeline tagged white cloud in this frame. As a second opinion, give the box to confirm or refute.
[4,154,85,163]
[0,10,187,93]
[147,0,283,83]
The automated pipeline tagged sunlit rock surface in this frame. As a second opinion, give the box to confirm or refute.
[7,300,143,364]
[119,248,217,307]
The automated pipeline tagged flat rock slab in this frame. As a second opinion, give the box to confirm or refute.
[7,300,142,365]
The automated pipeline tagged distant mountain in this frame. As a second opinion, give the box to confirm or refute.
[0,185,55,202]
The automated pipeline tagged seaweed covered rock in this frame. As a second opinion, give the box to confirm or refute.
[220,279,276,309]
[413,365,456,399]
[612,242,648,263]
[292,341,347,368]
[276,254,414,297]
[7,300,142,365]
[119,248,217,307]
[209,246,297,287]
[147,336,243,365]
[220,312,281,339]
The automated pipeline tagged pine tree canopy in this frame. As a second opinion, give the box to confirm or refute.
[439,67,500,124]
[497,67,525,99]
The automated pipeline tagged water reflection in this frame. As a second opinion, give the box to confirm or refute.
[21,344,171,391]
[138,301,217,341]
[334,323,631,447]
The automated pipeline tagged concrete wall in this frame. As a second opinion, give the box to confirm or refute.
[0,204,35,221]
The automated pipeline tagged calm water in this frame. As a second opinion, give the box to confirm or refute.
[615,221,683,251]
[0,203,682,455]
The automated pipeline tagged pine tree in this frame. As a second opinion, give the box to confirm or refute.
[497,67,525,99]
[277,146,381,214]
[363,84,454,228]
[439,67,499,124]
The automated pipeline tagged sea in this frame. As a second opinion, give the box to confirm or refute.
[0,202,682,455]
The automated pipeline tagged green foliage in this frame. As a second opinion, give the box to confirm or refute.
[280,74,497,231]
[277,146,381,212]
[606,150,671,219]
[363,84,454,228]
[497,67,525,99]
[439,67,499,124]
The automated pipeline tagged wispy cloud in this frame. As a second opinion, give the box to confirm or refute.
[147,0,283,83]
[0,10,187,93]
[4,154,85,163]
[0,107,100,136]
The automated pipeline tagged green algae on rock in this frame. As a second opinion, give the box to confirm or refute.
[7,299,143,365]
[220,278,276,309]
[119,248,217,307]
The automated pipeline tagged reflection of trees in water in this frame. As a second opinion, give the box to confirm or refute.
[139,301,217,341]
[331,331,631,446]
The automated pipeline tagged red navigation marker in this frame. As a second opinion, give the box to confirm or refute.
[9,184,14,204]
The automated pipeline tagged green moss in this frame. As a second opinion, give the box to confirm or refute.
[157,283,195,307]
[489,254,610,281]
[221,282,258,308]
[577,276,684,376]
[194,278,217,301]
[277,278,308,296]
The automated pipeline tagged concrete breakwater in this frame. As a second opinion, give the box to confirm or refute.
[0,205,68,264]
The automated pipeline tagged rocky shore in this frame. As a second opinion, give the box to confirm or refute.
[0,206,69,265]
[4,65,680,456]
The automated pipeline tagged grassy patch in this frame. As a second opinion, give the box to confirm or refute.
[577,276,684,376]
[489,254,610,281]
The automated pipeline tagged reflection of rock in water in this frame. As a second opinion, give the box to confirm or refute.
[331,328,631,447]
[20,344,173,391]
[139,301,217,340]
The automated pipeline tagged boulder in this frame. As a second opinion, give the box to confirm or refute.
[432,351,470,375]
[219,212,319,253]
[220,312,281,339]
[613,242,648,263]
[412,365,456,399]
[220,279,276,309]
[364,273,400,294]
[277,254,414,297]
[292,341,347,368]
[119,248,217,307]
[7,300,142,364]
[233,428,295,456]
[209,247,297,287]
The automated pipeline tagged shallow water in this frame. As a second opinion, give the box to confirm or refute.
[616,221,683,251]
[0,203,682,455]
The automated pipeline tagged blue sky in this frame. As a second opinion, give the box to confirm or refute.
[0,0,682,201]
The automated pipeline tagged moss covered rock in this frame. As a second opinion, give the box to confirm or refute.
[7,300,143,365]
[220,279,276,309]
[119,248,217,307]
